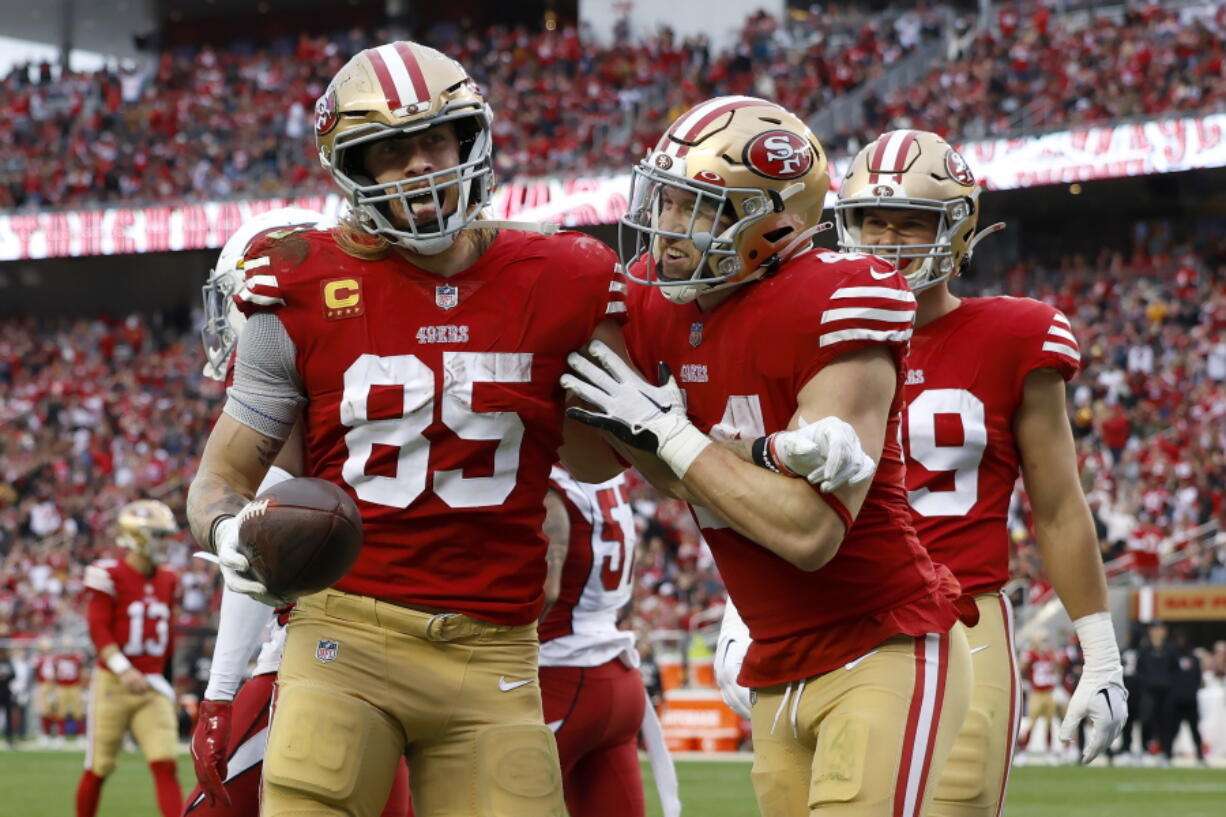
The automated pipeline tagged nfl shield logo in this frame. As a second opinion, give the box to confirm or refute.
[435,284,459,310]
[315,639,340,663]
[689,322,703,348]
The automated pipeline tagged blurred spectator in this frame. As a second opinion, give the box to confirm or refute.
[1172,630,1207,764]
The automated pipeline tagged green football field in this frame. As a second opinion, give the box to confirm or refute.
[1,750,1223,817]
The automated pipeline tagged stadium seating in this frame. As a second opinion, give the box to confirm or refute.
[5,3,1222,211]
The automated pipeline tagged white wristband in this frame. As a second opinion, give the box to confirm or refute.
[658,423,713,479]
[105,651,134,675]
[1072,611,1121,673]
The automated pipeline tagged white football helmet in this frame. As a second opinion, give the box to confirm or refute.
[201,207,323,381]
[116,499,178,564]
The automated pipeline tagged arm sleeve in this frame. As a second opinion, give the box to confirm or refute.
[203,587,276,701]
[203,461,295,701]
[223,312,307,440]
[86,591,118,654]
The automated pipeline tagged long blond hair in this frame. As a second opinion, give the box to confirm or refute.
[333,212,393,261]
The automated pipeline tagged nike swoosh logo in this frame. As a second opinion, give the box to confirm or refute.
[1098,687,1114,718]
[639,390,672,415]
[970,644,990,655]
[869,268,895,280]
[843,650,880,670]
[498,676,532,692]
[547,719,564,733]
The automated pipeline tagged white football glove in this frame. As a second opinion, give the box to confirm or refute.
[211,513,282,607]
[768,416,877,492]
[561,340,711,478]
[1059,612,1127,764]
[715,600,753,720]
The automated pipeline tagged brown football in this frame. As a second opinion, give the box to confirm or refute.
[236,477,362,602]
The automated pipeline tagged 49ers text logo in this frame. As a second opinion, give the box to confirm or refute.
[743,130,814,180]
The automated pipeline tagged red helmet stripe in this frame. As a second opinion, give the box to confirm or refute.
[366,48,402,110]
[392,42,431,106]
[868,130,918,184]
[659,96,766,159]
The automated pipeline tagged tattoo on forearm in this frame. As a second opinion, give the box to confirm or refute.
[186,473,250,550]
[255,435,280,469]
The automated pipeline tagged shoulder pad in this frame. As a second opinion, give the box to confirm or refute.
[84,564,116,596]
[233,228,327,317]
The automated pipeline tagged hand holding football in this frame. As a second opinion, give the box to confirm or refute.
[236,478,362,602]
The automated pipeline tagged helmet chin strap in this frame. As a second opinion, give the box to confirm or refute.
[966,221,1006,258]
[464,219,559,235]
[776,220,833,263]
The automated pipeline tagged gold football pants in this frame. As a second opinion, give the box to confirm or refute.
[262,588,564,817]
[749,627,971,816]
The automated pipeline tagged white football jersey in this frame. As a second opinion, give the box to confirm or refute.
[253,618,287,676]
[538,466,638,668]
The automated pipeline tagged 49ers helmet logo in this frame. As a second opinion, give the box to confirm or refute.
[315,90,339,136]
[944,148,975,186]
[743,130,813,180]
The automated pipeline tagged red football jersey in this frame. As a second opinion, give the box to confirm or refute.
[236,228,625,624]
[54,653,84,686]
[903,297,1080,596]
[1022,648,1062,691]
[624,250,960,686]
[34,654,56,684]
[83,558,178,675]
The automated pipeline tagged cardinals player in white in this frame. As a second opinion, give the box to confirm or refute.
[738,129,1126,816]
[186,208,411,817]
[563,98,973,817]
[538,466,680,817]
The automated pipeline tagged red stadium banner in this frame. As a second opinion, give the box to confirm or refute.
[1,112,1223,261]
[1137,586,1226,622]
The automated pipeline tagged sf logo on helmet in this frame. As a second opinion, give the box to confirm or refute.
[744,130,814,180]
[315,90,339,136]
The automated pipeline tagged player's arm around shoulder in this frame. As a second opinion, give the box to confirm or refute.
[682,345,895,571]
[559,318,634,483]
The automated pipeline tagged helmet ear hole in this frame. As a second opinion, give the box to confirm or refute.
[763,226,793,243]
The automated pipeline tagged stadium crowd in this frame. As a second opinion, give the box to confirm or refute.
[838,1,1226,155]
[3,2,1225,211]
[0,221,1221,657]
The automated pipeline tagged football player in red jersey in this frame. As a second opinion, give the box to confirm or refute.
[53,640,86,744]
[1018,636,1065,761]
[76,499,183,817]
[563,97,973,817]
[758,129,1126,814]
[185,209,413,817]
[539,466,680,817]
[32,636,60,745]
[187,41,628,817]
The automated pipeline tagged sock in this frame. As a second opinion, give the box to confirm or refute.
[42,716,56,737]
[75,770,104,817]
[150,760,183,817]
